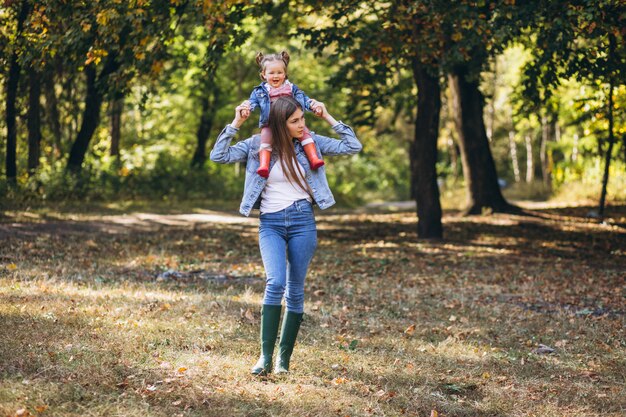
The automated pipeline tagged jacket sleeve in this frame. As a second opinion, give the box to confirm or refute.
[209,125,251,164]
[314,122,363,156]
[248,89,260,112]
[292,84,313,112]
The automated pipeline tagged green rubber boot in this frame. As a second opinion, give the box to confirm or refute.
[251,304,282,375]
[274,311,304,374]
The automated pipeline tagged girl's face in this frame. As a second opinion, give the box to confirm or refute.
[286,108,305,139]
[262,60,286,88]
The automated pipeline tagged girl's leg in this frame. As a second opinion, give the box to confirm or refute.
[299,127,324,170]
[258,126,272,178]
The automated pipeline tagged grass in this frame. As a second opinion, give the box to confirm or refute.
[0,201,625,416]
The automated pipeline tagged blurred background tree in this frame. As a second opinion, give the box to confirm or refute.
[1,0,625,231]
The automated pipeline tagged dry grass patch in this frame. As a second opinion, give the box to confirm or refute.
[1,204,624,416]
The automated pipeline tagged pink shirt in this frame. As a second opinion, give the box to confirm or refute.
[268,82,293,102]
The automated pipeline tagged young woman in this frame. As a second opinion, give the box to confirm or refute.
[210,96,362,375]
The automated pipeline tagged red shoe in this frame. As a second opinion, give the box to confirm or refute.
[257,149,271,178]
[303,143,324,170]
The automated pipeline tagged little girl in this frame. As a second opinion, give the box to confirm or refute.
[242,51,324,178]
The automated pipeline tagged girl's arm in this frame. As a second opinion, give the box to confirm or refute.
[292,84,313,112]
[210,104,252,164]
[311,102,362,156]
[247,89,260,112]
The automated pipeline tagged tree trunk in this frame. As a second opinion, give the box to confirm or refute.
[27,68,42,175]
[486,59,496,143]
[5,52,21,183]
[191,86,219,168]
[571,133,579,163]
[525,134,534,183]
[598,34,617,220]
[4,1,29,183]
[410,60,443,239]
[508,130,520,183]
[67,55,119,173]
[110,94,124,158]
[448,66,516,214]
[540,114,554,191]
[67,66,103,172]
[43,69,63,157]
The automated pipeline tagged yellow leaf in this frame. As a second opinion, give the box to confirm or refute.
[430,410,439,417]
[482,372,491,379]
[177,367,187,373]
[7,263,18,271]
[451,32,463,42]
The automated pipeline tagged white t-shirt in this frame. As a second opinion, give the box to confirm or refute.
[260,158,312,214]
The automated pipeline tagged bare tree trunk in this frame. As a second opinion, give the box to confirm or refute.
[27,68,42,175]
[448,65,516,214]
[540,114,553,190]
[191,86,219,168]
[486,59,496,143]
[448,137,460,182]
[598,34,617,220]
[43,69,63,158]
[411,59,443,239]
[525,134,534,183]
[4,1,29,183]
[67,55,120,173]
[110,94,124,158]
[508,131,520,183]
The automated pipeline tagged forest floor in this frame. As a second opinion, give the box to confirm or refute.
[0,201,624,417]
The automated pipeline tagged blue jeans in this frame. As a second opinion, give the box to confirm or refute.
[259,199,317,313]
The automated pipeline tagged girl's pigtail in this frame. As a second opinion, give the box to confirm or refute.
[280,50,290,67]
[255,52,265,67]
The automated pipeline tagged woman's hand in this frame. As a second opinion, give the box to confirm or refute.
[308,99,323,116]
[231,101,251,128]
[310,101,338,126]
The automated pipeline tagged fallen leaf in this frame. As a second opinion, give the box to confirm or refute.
[7,263,18,271]
[404,324,416,335]
[430,410,439,417]
[177,367,187,373]
[241,308,255,323]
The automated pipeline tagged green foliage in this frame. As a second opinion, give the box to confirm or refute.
[2,1,626,208]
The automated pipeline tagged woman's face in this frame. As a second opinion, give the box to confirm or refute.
[286,108,305,139]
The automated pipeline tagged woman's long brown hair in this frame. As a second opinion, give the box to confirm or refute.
[268,96,311,194]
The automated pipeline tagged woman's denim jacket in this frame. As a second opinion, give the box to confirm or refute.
[248,81,312,128]
[210,122,362,216]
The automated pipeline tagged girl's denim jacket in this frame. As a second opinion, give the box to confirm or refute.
[210,122,362,216]
[248,81,312,128]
